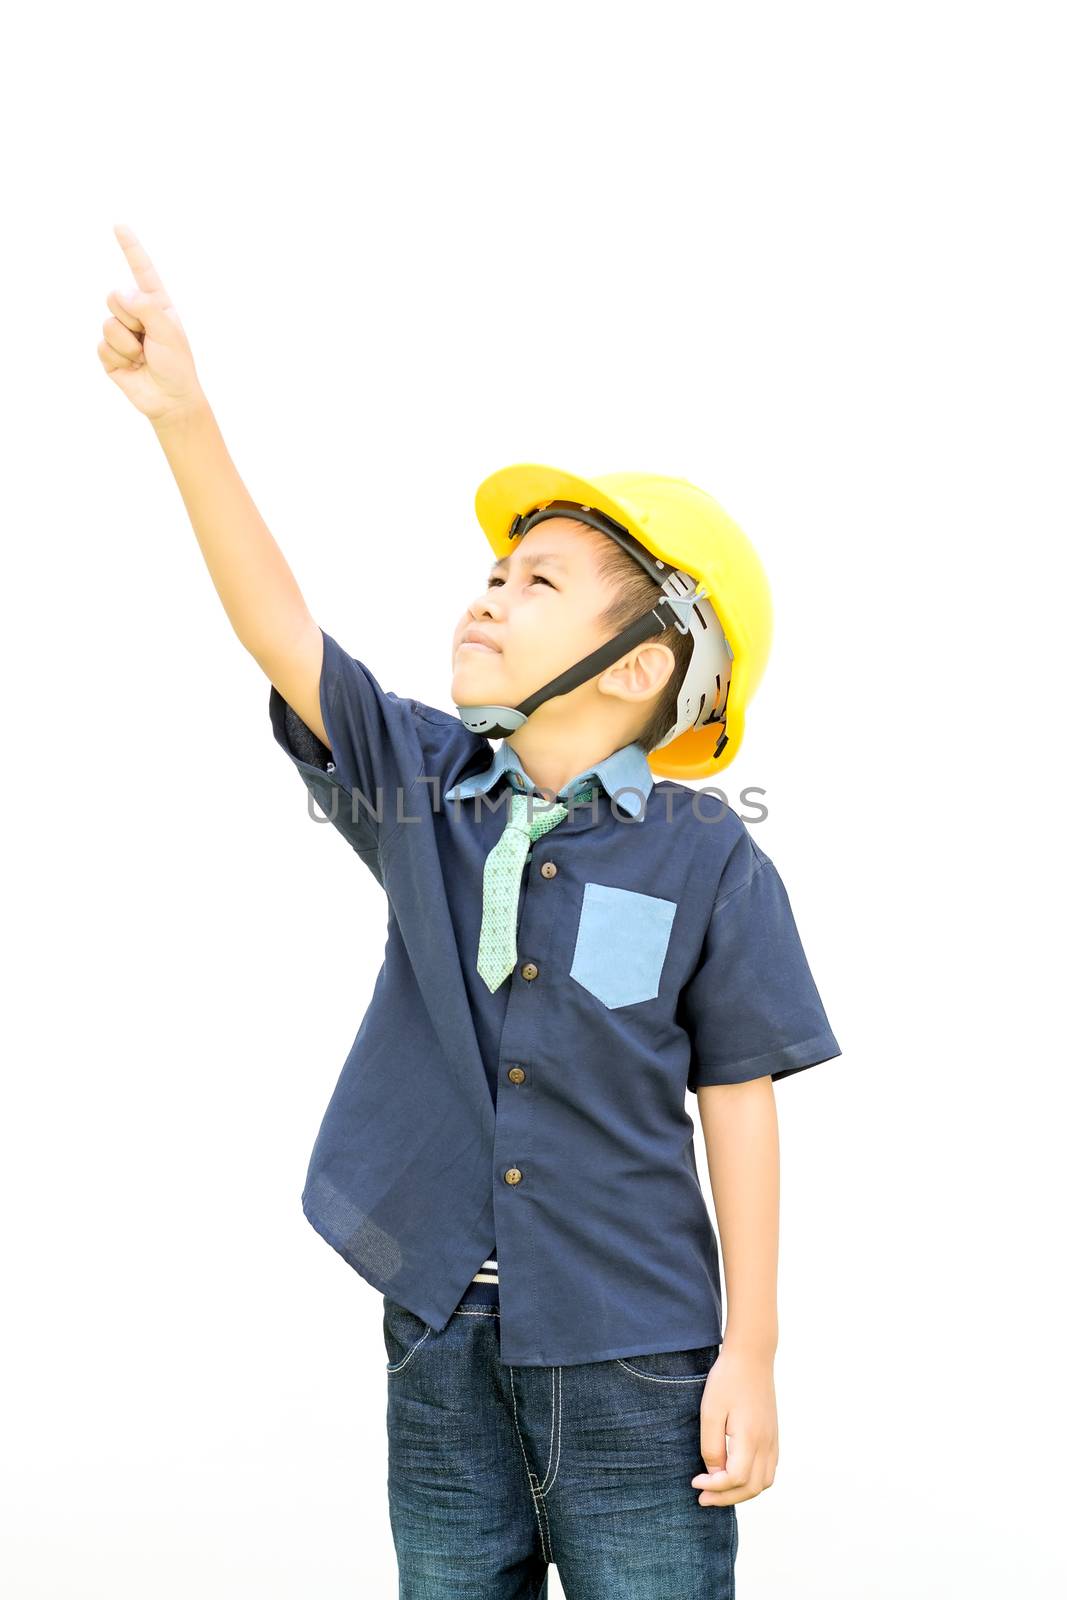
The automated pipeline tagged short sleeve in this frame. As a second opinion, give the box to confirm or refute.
[680,829,842,1091]
[268,627,426,853]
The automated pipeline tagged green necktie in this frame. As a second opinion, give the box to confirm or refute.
[476,775,598,993]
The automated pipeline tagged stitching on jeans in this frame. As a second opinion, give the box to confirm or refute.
[508,1368,550,1563]
[508,1363,550,1561]
[384,1324,433,1375]
[453,1306,499,1317]
[539,1367,563,1497]
[526,1368,560,1549]
[530,1479,554,1561]
[538,1365,558,1497]
[614,1356,710,1384]
[544,1366,557,1487]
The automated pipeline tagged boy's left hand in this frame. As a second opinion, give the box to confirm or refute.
[691,1340,780,1505]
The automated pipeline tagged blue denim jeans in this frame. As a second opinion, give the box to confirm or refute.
[383,1279,738,1598]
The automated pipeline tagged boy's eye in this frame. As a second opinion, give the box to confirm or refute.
[487,573,555,589]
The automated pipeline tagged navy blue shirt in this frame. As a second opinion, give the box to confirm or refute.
[444,745,653,1280]
[269,627,843,1366]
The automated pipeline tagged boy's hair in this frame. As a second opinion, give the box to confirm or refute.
[593,537,694,755]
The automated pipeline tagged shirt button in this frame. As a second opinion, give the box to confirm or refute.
[507,1066,526,1084]
[540,861,557,878]
[520,961,539,981]
[504,1167,523,1185]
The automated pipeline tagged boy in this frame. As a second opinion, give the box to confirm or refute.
[101,224,842,1600]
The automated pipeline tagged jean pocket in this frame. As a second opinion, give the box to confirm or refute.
[614,1344,720,1385]
[569,882,678,1009]
[382,1295,435,1375]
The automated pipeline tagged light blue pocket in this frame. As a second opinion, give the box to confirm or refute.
[569,882,678,1009]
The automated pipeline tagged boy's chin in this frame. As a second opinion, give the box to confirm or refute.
[451,657,505,700]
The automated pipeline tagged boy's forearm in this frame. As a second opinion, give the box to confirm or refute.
[151,398,312,662]
[698,1075,780,1357]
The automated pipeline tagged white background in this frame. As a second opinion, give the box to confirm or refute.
[3,2,1064,1595]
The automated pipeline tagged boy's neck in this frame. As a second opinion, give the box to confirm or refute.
[505,728,633,801]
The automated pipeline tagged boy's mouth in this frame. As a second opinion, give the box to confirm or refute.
[458,626,503,653]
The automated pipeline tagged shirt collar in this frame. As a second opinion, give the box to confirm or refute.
[444,738,653,819]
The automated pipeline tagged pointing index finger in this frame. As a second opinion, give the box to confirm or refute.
[113,223,170,302]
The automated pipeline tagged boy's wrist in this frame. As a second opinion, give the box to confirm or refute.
[721,1323,778,1361]
[151,391,212,438]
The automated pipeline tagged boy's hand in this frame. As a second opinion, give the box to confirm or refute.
[692,1341,780,1506]
[98,223,206,427]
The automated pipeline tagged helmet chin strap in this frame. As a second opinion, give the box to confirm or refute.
[455,498,709,740]
[456,594,684,738]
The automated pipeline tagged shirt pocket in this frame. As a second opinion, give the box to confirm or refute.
[569,882,678,1009]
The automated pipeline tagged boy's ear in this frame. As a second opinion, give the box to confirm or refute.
[599,640,676,702]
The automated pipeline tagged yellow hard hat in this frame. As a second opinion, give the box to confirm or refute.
[471,462,774,780]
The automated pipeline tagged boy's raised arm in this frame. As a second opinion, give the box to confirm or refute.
[98,223,329,748]
[150,401,328,741]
